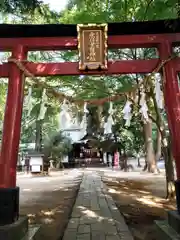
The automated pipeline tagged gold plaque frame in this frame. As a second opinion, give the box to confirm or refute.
[77,24,108,71]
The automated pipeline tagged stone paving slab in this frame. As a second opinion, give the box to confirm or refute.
[63,171,134,240]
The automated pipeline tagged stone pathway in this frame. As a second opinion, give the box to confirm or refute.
[63,171,134,240]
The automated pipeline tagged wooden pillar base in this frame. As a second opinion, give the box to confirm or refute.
[0,216,28,240]
[175,180,180,215]
[0,187,19,225]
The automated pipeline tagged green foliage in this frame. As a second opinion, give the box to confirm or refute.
[60,0,179,24]
[43,131,72,163]
[0,81,7,122]
[112,102,144,155]
[0,0,175,155]
[0,0,42,14]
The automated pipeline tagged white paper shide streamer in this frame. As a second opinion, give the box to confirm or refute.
[83,102,89,114]
[80,102,88,138]
[104,102,114,134]
[59,99,72,130]
[154,73,163,109]
[122,100,132,126]
[24,87,33,116]
[139,92,149,122]
[38,89,48,120]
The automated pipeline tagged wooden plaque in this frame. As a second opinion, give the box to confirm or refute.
[77,24,108,70]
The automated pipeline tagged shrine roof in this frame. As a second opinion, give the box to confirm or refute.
[0,19,179,38]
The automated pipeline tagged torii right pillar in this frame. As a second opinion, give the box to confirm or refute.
[159,41,180,214]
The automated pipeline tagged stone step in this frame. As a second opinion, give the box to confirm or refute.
[155,220,180,240]
[22,225,41,240]
[0,216,28,240]
[168,210,180,234]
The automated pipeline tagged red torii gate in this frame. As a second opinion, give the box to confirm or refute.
[0,19,180,226]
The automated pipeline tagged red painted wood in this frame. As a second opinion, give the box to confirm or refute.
[173,58,180,72]
[1,58,180,78]
[0,33,179,51]
[108,34,180,48]
[0,45,26,188]
[159,42,180,180]
[2,58,180,77]
[26,59,159,76]
[0,59,159,77]
[0,64,9,78]
[0,37,77,51]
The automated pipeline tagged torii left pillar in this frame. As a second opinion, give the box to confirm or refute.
[0,45,27,226]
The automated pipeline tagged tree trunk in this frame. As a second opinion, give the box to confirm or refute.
[35,120,43,152]
[162,135,175,199]
[154,129,161,173]
[106,152,110,166]
[123,153,128,172]
[137,156,141,167]
[143,158,148,171]
[146,78,175,198]
[143,121,157,173]
[155,129,162,162]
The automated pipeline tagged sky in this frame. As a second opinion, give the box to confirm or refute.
[42,0,68,12]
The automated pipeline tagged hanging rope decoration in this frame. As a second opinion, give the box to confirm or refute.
[122,99,132,126]
[79,102,89,138]
[7,55,175,107]
[139,90,149,123]
[59,99,72,130]
[38,88,48,120]
[104,101,114,134]
[154,73,164,109]
[24,86,33,116]
[7,58,127,105]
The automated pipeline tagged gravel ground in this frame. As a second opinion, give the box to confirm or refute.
[17,169,83,240]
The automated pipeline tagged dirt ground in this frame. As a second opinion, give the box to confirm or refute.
[103,174,176,240]
[19,174,82,240]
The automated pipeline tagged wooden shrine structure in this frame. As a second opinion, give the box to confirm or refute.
[0,19,180,234]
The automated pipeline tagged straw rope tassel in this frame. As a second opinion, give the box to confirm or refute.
[7,56,175,105]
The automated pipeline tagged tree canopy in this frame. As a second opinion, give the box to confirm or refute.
[0,0,42,14]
